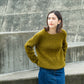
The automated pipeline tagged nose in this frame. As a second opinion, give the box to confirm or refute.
[49,19,53,22]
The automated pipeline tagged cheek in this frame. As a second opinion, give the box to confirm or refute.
[48,20,50,24]
[54,20,59,24]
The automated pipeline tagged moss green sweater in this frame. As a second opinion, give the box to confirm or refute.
[24,28,67,69]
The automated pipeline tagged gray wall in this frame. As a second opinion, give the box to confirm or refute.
[0,32,84,74]
[0,32,38,74]
[0,0,84,42]
[0,0,84,74]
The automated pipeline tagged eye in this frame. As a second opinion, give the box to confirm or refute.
[52,17,56,20]
[48,17,51,20]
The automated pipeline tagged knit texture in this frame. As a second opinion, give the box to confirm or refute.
[24,28,67,69]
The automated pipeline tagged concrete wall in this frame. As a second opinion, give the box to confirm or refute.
[0,32,38,74]
[0,61,84,84]
[0,31,84,74]
[0,0,84,42]
[0,0,84,74]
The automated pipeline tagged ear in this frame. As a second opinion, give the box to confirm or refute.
[58,20,61,24]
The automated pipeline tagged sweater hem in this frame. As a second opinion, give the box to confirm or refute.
[38,64,65,70]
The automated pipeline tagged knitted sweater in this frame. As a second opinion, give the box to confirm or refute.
[24,28,67,69]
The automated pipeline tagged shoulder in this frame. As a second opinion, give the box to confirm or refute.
[35,28,45,35]
[33,28,45,38]
[38,28,45,33]
[61,29,67,36]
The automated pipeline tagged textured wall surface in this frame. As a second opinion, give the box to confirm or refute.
[0,32,84,74]
[0,0,84,74]
[0,0,84,42]
[0,32,38,74]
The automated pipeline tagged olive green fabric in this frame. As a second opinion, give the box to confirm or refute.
[24,28,67,69]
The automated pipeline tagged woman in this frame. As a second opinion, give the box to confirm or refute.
[24,10,67,84]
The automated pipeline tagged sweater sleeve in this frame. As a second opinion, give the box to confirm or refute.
[62,31,68,60]
[24,32,40,65]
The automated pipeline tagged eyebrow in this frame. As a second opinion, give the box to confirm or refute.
[48,17,56,18]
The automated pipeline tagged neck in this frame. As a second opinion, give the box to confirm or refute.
[48,28,56,34]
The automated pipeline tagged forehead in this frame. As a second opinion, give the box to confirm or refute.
[48,13,57,18]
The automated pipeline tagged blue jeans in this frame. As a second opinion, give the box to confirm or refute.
[38,67,65,84]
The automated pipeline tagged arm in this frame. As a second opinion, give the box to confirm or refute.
[24,32,40,64]
[62,31,68,60]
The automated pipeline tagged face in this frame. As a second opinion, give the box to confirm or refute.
[47,13,61,29]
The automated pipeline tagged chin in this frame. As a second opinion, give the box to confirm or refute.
[49,27,55,29]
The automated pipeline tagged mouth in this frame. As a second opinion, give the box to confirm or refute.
[49,24,53,25]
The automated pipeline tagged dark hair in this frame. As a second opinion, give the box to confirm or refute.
[44,10,63,33]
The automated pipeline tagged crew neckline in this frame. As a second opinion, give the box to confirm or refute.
[43,29,60,36]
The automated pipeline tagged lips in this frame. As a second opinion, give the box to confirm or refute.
[49,24,53,25]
